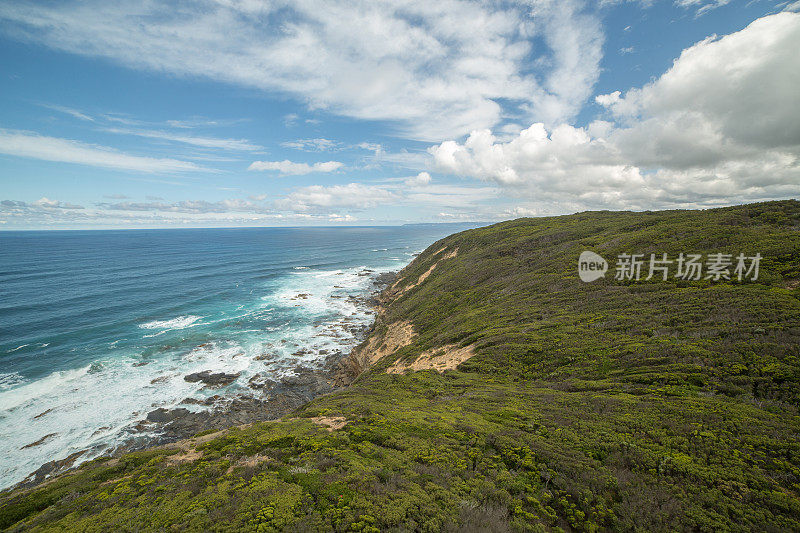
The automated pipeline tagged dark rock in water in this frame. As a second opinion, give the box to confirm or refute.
[132,361,149,367]
[18,307,368,490]
[146,407,189,423]
[180,397,205,405]
[21,433,58,449]
[33,408,53,419]
[203,395,223,405]
[248,374,279,391]
[184,370,240,386]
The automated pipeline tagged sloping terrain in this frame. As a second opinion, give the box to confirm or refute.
[2,200,800,532]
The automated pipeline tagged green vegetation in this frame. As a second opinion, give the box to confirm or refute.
[2,200,800,532]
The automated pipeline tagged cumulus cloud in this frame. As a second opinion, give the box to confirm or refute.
[0,199,89,226]
[32,197,84,209]
[0,0,604,140]
[0,129,205,173]
[247,159,344,175]
[430,13,800,211]
[404,172,432,187]
[1,198,85,211]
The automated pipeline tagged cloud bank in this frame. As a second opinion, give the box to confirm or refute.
[430,13,800,212]
[0,0,604,141]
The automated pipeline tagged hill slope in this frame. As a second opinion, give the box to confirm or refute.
[2,200,800,532]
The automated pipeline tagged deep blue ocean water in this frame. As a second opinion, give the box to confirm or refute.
[0,224,478,489]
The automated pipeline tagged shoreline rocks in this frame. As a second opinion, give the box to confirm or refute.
[184,370,241,387]
[15,269,398,491]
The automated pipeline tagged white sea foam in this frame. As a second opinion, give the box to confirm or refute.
[139,315,202,330]
[0,372,25,391]
[0,262,400,490]
[0,338,254,490]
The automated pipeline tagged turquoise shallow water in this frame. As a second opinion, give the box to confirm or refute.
[0,224,478,489]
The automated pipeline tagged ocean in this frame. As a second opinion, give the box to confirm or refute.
[0,224,477,489]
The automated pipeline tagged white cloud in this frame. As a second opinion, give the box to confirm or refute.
[40,104,95,122]
[0,129,205,173]
[364,148,431,171]
[277,183,398,211]
[247,159,343,175]
[165,117,247,129]
[103,128,263,151]
[0,199,87,226]
[0,0,604,141]
[594,91,621,108]
[675,0,731,17]
[97,199,272,214]
[281,138,342,152]
[430,13,800,211]
[32,197,84,209]
[404,172,432,187]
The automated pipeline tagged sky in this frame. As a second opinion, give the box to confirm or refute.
[0,0,798,229]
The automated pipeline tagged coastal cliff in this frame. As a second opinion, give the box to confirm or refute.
[3,200,800,531]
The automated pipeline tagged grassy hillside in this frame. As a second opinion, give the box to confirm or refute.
[2,200,800,532]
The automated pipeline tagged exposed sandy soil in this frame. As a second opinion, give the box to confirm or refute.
[394,247,459,296]
[227,454,271,473]
[386,343,476,374]
[166,448,203,464]
[351,320,417,365]
[162,428,228,464]
[308,416,348,431]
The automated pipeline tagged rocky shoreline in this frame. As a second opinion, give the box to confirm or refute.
[16,270,397,490]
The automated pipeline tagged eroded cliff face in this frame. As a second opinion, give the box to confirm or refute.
[340,244,467,379]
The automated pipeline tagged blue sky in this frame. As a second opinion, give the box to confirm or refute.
[1,0,798,229]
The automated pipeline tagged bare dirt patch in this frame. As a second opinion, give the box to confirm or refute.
[355,320,417,364]
[386,343,476,374]
[227,454,271,473]
[309,416,348,431]
[398,247,459,295]
[166,448,203,464]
